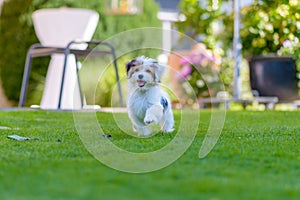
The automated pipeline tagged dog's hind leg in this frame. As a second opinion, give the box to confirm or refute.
[160,109,174,133]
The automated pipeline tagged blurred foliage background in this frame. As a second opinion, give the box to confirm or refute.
[0,0,299,107]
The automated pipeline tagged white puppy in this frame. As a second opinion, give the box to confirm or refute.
[126,56,174,136]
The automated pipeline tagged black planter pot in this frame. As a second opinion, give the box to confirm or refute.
[248,56,299,102]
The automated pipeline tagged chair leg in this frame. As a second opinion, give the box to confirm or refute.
[58,48,70,109]
[110,46,124,107]
[19,50,33,107]
[75,57,84,108]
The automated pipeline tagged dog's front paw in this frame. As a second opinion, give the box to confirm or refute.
[144,115,154,124]
[162,127,174,133]
[144,105,163,125]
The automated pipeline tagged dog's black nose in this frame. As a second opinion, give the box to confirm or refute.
[138,74,143,79]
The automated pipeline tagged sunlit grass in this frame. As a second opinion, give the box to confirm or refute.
[0,110,300,200]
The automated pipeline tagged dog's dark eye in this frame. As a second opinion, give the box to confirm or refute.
[134,68,139,72]
[146,69,152,73]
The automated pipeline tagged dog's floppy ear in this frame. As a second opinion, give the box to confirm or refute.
[126,59,136,79]
[151,62,165,83]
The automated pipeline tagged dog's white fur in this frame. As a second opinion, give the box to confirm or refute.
[126,56,174,136]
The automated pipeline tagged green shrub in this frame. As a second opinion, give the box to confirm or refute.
[0,0,37,103]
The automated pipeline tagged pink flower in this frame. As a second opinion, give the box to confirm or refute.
[283,40,292,48]
[190,53,205,66]
[177,64,192,81]
[180,57,191,65]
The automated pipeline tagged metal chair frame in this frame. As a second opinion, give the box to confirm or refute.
[19,40,124,109]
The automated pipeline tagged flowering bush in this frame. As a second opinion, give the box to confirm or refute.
[277,38,300,69]
[177,44,222,99]
[237,0,300,57]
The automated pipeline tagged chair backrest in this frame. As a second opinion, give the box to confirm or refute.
[248,56,299,102]
[32,8,99,48]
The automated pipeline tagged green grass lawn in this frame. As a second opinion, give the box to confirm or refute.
[0,110,300,200]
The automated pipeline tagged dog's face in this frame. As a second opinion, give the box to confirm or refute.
[126,56,164,89]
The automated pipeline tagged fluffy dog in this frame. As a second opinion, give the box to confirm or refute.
[126,56,174,136]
